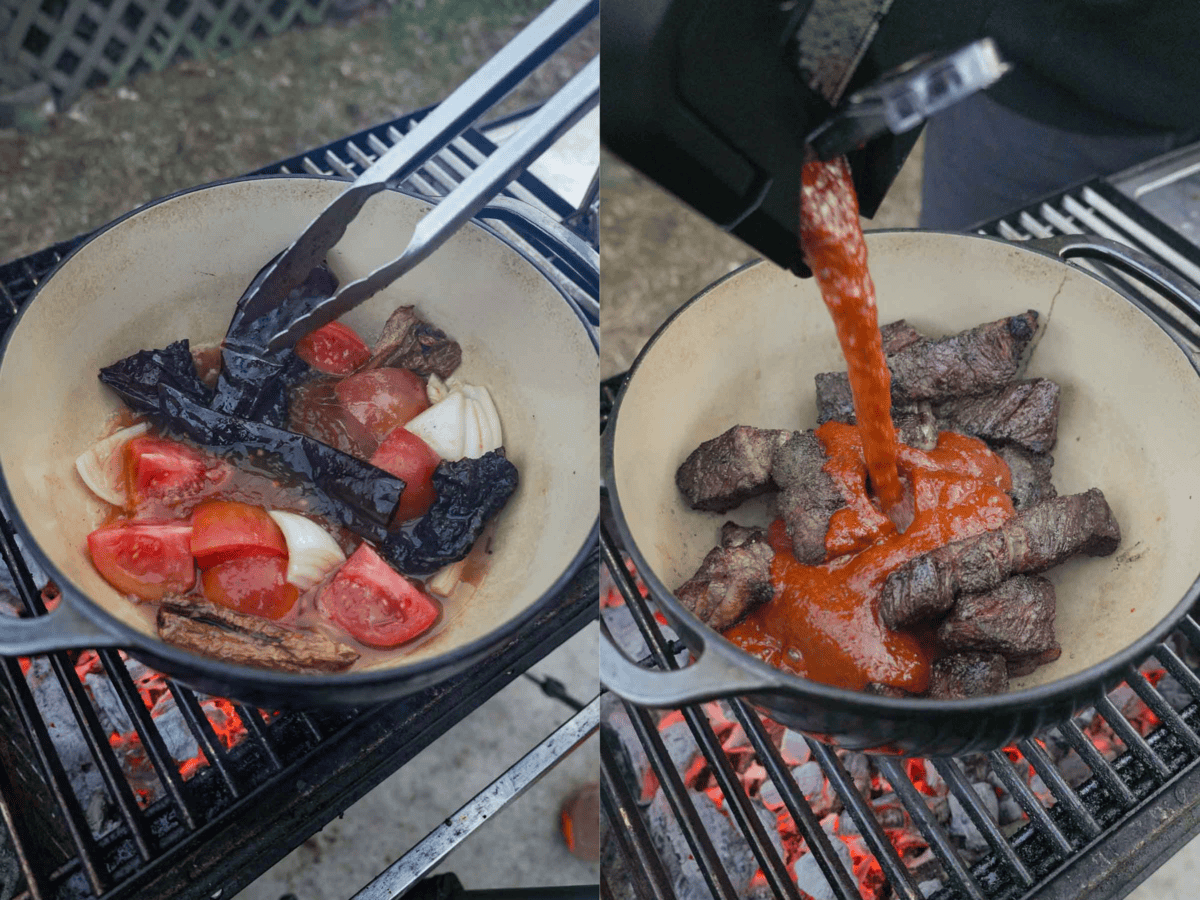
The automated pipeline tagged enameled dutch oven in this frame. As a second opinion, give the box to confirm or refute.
[602,232,1200,756]
[0,175,598,708]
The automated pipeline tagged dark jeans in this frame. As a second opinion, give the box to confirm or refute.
[919,91,1196,230]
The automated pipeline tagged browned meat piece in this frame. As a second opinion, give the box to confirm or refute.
[880,319,925,355]
[937,576,1058,657]
[814,371,855,425]
[888,311,1039,402]
[927,653,1009,698]
[880,488,1120,629]
[675,523,776,630]
[892,403,938,451]
[771,431,845,564]
[995,445,1057,510]
[676,425,791,513]
[158,600,359,672]
[1006,644,1063,677]
[936,379,1060,453]
[366,306,462,378]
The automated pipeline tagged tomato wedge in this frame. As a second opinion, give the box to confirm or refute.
[191,500,287,569]
[370,427,440,522]
[201,555,298,619]
[333,368,430,440]
[295,321,371,376]
[317,544,439,648]
[126,437,226,507]
[87,522,195,601]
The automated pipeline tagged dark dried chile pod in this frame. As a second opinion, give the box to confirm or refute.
[381,450,519,576]
[98,339,213,415]
[158,384,399,540]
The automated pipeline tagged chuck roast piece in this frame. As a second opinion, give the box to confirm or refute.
[927,652,1010,699]
[814,373,938,450]
[935,378,1060,453]
[1007,644,1063,678]
[158,600,359,672]
[771,431,846,564]
[675,522,776,631]
[995,445,1057,510]
[880,488,1120,629]
[887,311,1039,402]
[676,425,791,513]
[937,575,1058,657]
[366,305,462,378]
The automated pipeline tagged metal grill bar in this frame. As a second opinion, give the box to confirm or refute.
[166,683,243,800]
[1019,739,1101,838]
[731,702,861,900]
[876,756,989,900]
[599,719,676,900]
[986,748,1073,858]
[1056,719,1136,808]
[97,648,200,830]
[934,758,1034,886]
[806,739,922,900]
[1094,696,1171,780]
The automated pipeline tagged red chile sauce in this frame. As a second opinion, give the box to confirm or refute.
[722,158,1017,692]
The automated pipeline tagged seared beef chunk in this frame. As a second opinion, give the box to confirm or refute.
[887,311,1039,402]
[880,319,924,355]
[159,600,359,672]
[159,385,401,540]
[881,489,1120,629]
[936,379,1060,453]
[771,431,845,564]
[382,450,519,576]
[367,305,462,378]
[815,372,855,425]
[675,522,775,630]
[676,426,791,513]
[927,652,1009,699]
[937,575,1057,657]
[816,373,937,450]
[1007,644,1063,678]
[996,445,1057,510]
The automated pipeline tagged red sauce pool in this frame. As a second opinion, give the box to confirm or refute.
[724,423,1015,692]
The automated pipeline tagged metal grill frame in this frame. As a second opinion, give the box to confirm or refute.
[598,173,1200,900]
[0,102,599,900]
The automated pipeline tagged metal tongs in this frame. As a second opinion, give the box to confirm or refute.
[228,0,598,355]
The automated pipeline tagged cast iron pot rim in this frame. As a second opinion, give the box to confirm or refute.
[602,229,1200,717]
[0,172,599,697]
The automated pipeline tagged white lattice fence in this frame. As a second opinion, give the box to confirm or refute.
[0,0,333,105]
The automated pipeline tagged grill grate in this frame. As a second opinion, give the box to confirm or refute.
[0,103,598,900]
[599,174,1200,900]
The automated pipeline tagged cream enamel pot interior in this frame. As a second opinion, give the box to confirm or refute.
[0,175,598,708]
[602,232,1200,756]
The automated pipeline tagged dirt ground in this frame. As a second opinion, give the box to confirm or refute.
[0,0,598,266]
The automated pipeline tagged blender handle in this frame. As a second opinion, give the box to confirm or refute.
[599,620,783,707]
[0,601,121,656]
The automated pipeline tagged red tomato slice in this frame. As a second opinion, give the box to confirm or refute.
[295,321,371,376]
[87,522,195,601]
[191,500,287,569]
[333,368,430,440]
[126,437,227,507]
[201,554,298,619]
[318,544,439,648]
[370,427,440,522]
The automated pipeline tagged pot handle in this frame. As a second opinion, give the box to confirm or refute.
[0,603,121,656]
[600,621,782,707]
[1028,234,1200,327]
[476,197,599,320]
